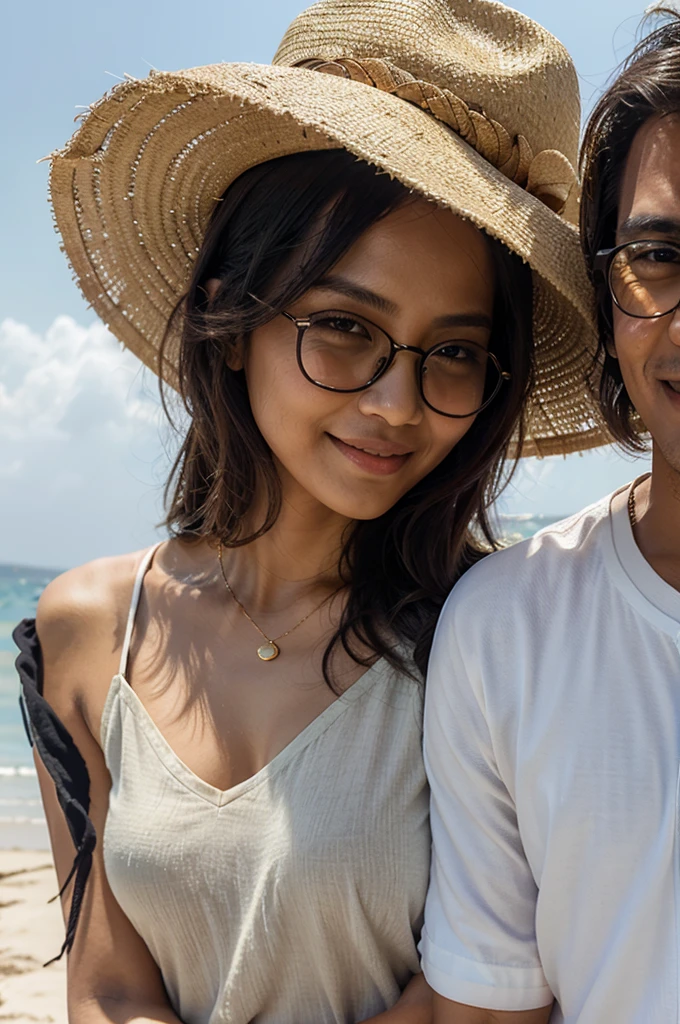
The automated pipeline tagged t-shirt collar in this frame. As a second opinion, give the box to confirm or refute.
[609,474,680,632]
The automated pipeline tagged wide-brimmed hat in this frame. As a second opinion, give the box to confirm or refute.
[49,0,609,457]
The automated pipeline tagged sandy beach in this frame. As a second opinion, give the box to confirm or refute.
[0,850,67,1023]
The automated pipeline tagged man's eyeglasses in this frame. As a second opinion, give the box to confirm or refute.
[594,239,680,320]
[280,309,510,419]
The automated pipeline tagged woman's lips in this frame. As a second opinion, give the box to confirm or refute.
[327,434,413,476]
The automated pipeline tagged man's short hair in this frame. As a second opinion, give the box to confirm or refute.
[580,8,680,449]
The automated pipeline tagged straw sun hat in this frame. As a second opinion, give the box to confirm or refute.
[49,0,609,457]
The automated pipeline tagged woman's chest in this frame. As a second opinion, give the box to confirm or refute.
[114,628,382,793]
[103,679,430,933]
[106,770,430,909]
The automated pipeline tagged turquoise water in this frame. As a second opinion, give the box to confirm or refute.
[0,514,560,839]
[0,564,61,842]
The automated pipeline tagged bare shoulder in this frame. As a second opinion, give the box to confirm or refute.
[37,551,143,650]
[36,549,152,702]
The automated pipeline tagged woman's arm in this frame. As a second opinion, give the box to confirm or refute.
[36,752,184,1023]
[361,972,432,1023]
[35,568,184,1024]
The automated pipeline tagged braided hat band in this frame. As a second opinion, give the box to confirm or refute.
[299,57,577,215]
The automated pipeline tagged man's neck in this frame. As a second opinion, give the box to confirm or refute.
[634,447,680,592]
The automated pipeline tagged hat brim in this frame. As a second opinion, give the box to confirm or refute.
[50,62,609,457]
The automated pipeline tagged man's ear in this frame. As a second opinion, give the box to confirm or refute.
[605,333,618,359]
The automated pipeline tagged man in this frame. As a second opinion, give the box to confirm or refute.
[420,11,680,1023]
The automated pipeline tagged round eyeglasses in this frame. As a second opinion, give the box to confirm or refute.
[594,239,680,319]
[281,309,510,419]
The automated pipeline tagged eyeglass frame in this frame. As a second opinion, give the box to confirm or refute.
[594,239,680,320]
[280,309,511,419]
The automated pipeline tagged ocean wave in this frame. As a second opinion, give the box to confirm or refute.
[0,765,37,778]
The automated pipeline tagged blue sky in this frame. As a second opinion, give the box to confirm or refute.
[0,0,660,567]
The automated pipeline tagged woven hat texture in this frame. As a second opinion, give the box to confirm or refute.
[49,0,609,457]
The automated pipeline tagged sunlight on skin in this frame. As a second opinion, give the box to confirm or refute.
[613,114,680,462]
[612,113,680,590]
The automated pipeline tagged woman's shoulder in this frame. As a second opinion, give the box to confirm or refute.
[36,548,153,690]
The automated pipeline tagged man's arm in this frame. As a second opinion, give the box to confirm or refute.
[420,582,553,1016]
[362,979,553,1024]
[433,994,552,1024]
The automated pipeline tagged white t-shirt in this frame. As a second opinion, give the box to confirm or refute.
[421,482,680,1023]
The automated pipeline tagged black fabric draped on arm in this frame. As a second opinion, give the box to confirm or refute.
[13,617,96,963]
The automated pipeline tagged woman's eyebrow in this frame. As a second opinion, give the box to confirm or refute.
[311,275,492,330]
[618,214,680,242]
[431,312,492,331]
[314,275,398,315]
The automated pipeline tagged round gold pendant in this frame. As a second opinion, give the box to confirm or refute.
[257,641,280,662]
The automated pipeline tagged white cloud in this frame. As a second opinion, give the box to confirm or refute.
[0,317,176,569]
[0,317,161,442]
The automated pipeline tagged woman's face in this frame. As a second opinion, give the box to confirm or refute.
[242,197,495,522]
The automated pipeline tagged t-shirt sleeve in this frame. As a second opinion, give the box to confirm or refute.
[420,594,553,1012]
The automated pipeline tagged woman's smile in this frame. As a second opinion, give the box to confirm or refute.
[327,433,414,476]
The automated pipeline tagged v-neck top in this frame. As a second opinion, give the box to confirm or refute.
[100,546,430,1024]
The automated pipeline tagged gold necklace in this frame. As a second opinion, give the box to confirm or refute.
[628,482,638,529]
[217,542,332,661]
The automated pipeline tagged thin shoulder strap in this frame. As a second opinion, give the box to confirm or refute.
[118,542,163,678]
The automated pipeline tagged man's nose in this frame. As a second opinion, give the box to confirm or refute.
[668,305,680,347]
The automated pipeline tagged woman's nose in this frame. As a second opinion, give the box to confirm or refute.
[356,352,424,426]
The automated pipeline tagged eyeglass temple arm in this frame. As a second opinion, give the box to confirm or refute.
[244,296,310,329]
[593,249,615,276]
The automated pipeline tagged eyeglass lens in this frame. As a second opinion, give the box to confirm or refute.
[299,312,499,417]
[610,241,680,318]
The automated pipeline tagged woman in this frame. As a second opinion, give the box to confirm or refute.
[14,0,605,1021]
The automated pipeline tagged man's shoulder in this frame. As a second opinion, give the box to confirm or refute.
[443,490,618,628]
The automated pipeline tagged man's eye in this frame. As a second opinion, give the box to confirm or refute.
[648,249,678,263]
[634,246,680,264]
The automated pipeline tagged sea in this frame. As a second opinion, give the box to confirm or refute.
[0,563,61,848]
[0,514,560,849]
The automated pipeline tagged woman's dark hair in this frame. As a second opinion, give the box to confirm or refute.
[580,8,680,450]
[161,149,534,685]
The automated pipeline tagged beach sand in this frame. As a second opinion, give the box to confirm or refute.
[0,850,67,1023]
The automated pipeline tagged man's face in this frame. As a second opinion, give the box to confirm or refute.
[614,114,680,472]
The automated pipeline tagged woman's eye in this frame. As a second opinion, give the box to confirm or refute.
[436,343,477,362]
[319,316,370,337]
